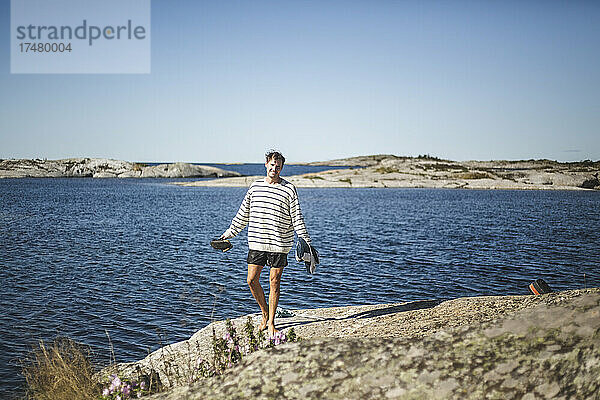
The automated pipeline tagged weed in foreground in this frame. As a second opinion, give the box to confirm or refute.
[21,337,99,400]
[193,317,298,380]
[99,373,156,399]
[22,318,299,399]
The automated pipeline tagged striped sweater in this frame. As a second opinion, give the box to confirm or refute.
[224,178,311,253]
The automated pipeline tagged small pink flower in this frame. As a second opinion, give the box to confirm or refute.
[102,388,110,396]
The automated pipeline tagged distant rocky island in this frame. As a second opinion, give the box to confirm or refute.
[176,154,600,190]
[3,155,599,190]
[0,158,241,179]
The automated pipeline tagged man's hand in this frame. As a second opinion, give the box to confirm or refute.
[220,230,234,240]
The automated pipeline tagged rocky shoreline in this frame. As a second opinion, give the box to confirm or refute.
[175,155,600,190]
[0,158,241,179]
[104,287,600,399]
[3,156,598,189]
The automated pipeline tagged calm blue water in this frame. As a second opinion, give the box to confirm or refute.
[143,162,352,176]
[1,178,599,397]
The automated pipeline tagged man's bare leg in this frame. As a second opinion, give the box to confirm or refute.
[247,264,269,331]
[268,267,284,336]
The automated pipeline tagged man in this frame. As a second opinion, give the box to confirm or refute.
[220,150,311,336]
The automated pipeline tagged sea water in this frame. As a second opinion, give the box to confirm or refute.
[1,177,599,396]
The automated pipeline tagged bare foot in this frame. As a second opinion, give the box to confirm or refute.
[258,314,269,332]
[268,323,279,337]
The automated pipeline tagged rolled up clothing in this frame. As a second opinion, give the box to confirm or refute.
[296,237,319,274]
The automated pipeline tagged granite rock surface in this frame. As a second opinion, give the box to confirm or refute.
[146,289,600,399]
[0,158,240,178]
[102,288,599,399]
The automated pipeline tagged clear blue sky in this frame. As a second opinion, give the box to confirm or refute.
[1,0,599,163]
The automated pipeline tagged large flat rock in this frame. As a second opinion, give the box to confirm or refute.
[145,288,599,399]
[103,288,599,399]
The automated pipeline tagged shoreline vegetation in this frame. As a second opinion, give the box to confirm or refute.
[175,154,600,190]
[21,288,600,399]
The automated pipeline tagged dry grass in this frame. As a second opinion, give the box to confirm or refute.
[19,321,300,399]
[458,172,491,180]
[132,163,147,172]
[21,337,100,400]
[375,166,399,174]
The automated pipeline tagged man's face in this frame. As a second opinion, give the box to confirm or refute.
[265,157,283,180]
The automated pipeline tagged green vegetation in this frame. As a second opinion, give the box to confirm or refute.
[339,178,352,184]
[305,175,325,180]
[416,154,446,161]
[99,374,156,400]
[565,160,600,171]
[421,163,468,172]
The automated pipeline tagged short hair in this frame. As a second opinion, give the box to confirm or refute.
[265,149,285,164]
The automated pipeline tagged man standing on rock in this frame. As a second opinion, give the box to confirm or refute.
[220,150,312,337]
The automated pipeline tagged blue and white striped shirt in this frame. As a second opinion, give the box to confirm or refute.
[224,178,311,253]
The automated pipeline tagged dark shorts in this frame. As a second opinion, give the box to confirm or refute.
[247,250,288,268]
